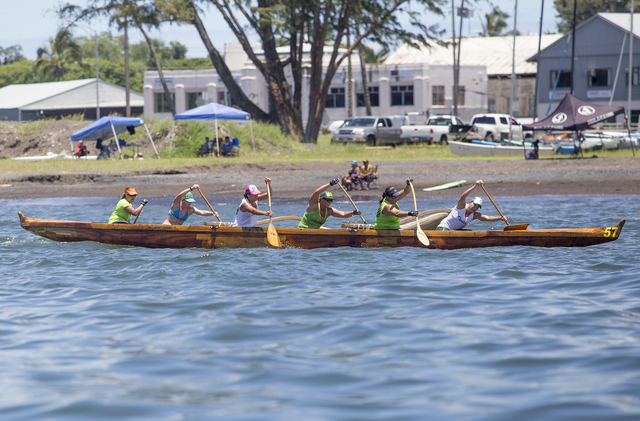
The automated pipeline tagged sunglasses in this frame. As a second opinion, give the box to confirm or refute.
[323,198,334,202]
[127,193,137,197]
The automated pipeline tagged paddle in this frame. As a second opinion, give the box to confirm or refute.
[257,215,302,225]
[479,185,528,231]
[408,181,430,246]
[133,206,143,224]
[266,181,281,247]
[337,180,367,224]
[196,187,222,222]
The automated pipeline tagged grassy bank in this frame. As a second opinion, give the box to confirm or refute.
[2,117,639,175]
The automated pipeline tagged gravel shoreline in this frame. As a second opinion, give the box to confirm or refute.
[3,157,640,200]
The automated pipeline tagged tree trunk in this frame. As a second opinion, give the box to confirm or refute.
[133,19,174,115]
[355,20,371,115]
[124,18,130,117]
[190,3,269,122]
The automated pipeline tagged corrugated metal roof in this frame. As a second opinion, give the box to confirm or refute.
[0,79,95,109]
[597,13,640,37]
[384,34,562,76]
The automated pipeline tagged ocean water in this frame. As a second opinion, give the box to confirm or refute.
[0,194,639,420]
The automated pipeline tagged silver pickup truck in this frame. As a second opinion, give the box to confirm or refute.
[331,115,410,146]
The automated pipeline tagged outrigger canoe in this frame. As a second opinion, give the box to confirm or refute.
[18,212,625,250]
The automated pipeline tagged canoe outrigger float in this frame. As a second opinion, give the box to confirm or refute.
[18,212,625,250]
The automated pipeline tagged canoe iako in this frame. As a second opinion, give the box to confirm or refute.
[18,212,625,250]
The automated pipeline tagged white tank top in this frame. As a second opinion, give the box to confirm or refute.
[440,207,475,230]
[232,197,259,227]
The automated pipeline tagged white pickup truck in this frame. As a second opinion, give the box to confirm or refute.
[400,115,466,145]
[470,113,532,141]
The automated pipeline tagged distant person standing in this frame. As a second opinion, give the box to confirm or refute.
[437,180,507,230]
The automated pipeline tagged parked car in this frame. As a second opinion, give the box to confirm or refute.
[400,115,466,145]
[470,113,532,141]
[325,120,345,134]
[331,115,410,146]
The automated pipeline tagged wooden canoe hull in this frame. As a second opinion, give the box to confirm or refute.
[18,212,625,250]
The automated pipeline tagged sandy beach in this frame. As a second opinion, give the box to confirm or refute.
[3,157,640,200]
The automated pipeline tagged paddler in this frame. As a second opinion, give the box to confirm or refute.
[373,178,419,229]
[297,178,361,229]
[232,178,274,227]
[162,184,218,225]
[108,187,147,224]
[436,180,507,230]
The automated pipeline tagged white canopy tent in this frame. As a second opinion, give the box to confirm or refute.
[171,103,255,157]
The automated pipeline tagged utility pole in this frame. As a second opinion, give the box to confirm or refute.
[95,32,100,120]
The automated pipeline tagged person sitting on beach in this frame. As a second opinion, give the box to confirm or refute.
[74,140,89,158]
[373,178,419,230]
[298,178,361,229]
[232,178,274,227]
[436,180,507,231]
[359,159,375,190]
[342,160,362,191]
[162,184,218,225]
[196,137,213,157]
[108,187,147,224]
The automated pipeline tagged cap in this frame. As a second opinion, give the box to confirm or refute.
[124,187,137,195]
[384,188,402,199]
[319,191,334,200]
[363,159,369,163]
[472,197,482,208]
[351,160,357,165]
[183,192,196,203]
[245,185,261,195]
[79,140,83,144]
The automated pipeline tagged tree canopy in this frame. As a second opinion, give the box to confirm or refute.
[554,0,639,32]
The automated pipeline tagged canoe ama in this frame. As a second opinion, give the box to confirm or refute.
[423,180,466,192]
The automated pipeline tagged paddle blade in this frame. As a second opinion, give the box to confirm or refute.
[267,223,281,247]
[416,225,430,246]
[504,223,529,231]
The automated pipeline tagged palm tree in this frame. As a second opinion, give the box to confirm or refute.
[34,29,88,81]
[480,7,509,37]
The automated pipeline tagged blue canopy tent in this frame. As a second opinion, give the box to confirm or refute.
[171,102,255,157]
[70,116,160,160]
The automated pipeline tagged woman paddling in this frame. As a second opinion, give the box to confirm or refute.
[298,178,361,229]
[232,178,274,227]
[162,184,218,225]
[373,178,419,230]
[108,187,147,224]
[436,180,507,230]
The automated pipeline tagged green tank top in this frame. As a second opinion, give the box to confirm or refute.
[374,199,400,229]
[298,201,329,229]
[108,198,132,224]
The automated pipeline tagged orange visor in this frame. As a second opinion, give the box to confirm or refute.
[125,188,138,195]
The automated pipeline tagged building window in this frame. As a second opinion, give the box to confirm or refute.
[326,87,345,108]
[458,86,465,106]
[625,68,640,85]
[432,86,445,106]
[550,70,571,88]
[356,86,379,107]
[187,92,204,110]
[155,92,175,113]
[588,69,609,87]
[391,85,413,106]
[488,98,496,113]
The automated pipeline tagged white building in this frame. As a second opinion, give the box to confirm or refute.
[0,78,143,121]
[143,43,488,125]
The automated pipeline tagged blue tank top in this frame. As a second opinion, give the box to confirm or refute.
[170,208,189,221]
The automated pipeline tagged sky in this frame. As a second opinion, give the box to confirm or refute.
[1,0,560,60]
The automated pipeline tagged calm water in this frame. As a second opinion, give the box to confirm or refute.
[1,194,639,420]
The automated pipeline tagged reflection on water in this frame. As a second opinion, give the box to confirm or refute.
[0,195,638,420]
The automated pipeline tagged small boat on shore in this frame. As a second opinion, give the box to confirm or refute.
[449,140,555,157]
[18,212,625,250]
